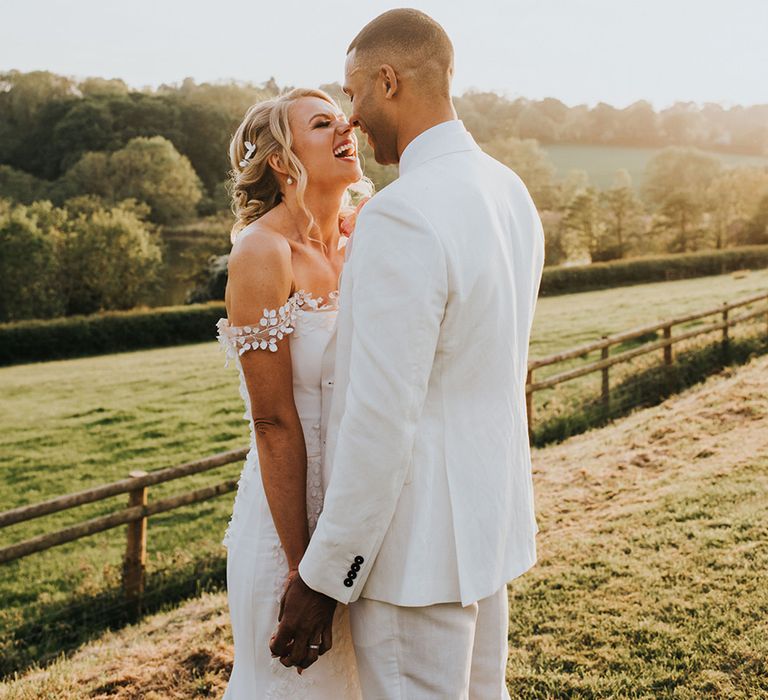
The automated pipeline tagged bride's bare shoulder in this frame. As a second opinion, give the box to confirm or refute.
[228,220,292,281]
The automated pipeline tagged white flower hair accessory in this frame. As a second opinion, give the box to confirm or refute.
[239,141,257,168]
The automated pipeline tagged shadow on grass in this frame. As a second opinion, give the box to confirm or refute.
[532,334,768,448]
[0,554,226,679]
[3,334,766,679]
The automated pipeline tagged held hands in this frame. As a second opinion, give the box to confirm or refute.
[269,569,336,672]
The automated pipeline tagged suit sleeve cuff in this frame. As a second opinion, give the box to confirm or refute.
[299,551,364,605]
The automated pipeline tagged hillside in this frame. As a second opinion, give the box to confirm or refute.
[543,144,768,189]
[2,354,766,699]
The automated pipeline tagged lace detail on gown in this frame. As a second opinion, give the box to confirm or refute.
[218,289,360,699]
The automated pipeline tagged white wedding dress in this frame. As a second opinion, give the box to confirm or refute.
[217,290,361,699]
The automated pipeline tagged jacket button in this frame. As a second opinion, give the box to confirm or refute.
[343,578,353,587]
[347,570,357,580]
[354,555,364,565]
[351,562,361,572]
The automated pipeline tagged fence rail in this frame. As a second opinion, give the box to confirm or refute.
[524,291,768,428]
[1,292,766,611]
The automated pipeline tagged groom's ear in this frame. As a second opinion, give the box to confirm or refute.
[379,65,398,100]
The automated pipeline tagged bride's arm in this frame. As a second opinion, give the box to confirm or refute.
[226,233,309,571]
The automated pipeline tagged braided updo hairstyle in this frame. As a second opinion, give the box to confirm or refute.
[228,87,371,243]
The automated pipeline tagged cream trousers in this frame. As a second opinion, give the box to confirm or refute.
[348,585,511,700]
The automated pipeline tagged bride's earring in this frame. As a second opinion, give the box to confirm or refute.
[286,176,293,185]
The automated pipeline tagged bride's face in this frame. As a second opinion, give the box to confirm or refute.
[286,96,362,188]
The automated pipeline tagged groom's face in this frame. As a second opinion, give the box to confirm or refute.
[344,49,399,165]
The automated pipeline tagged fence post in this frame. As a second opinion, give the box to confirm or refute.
[722,302,729,361]
[601,337,610,414]
[663,324,673,366]
[526,368,534,440]
[123,470,148,617]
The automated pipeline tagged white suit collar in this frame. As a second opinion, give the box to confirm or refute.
[398,120,478,175]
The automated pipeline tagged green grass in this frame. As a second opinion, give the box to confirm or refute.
[504,350,768,699]
[507,456,768,698]
[542,144,768,189]
[0,269,766,674]
[530,267,767,358]
[2,354,767,698]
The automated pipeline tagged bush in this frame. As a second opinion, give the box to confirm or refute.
[186,245,768,304]
[0,198,163,321]
[0,303,226,366]
[59,136,204,224]
[58,197,162,315]
[0,200,65,321]
[540,245,768,296]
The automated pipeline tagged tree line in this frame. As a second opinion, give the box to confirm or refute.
[1,70,767,322]
[1,70,766,214]
[495,142,768,265]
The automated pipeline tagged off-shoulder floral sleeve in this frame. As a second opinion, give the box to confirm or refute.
[217,301,297,360]
[216,290,337,362]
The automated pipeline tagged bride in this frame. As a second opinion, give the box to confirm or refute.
[217,88,370,698]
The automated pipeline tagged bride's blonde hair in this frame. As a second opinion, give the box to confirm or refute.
[229,87,372,243]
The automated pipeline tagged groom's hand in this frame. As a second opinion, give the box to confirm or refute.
[270,572,336,671]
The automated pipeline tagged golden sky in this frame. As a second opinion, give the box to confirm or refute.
[3,0,765,108]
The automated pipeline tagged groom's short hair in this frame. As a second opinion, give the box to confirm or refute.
[347,9,454,96]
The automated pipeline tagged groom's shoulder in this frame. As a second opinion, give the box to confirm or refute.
[369,168,443,211]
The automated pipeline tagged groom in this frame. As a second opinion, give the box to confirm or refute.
[271,8,544,697]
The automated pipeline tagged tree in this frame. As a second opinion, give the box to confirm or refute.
[51,99,116,171]
[55,151,114,202]
[60,137,203,224]
[599,170,644,258]
[58,198,162,315]
[659,102,706,146]
[643,147,721,206]
[0,200,65,321]
[555,169,590,210]
[643,148,721,251]
[587,103,620,143]
[78,77,130,97]
[704,167,768,248]
[617,101,659,146]
[0,198,163,321]
[110,136,203,223]
[484,136,558,209]
[454,92,522,143]
[562,187,609,261]
[539,210,568,266]
[740,194,768,245]
[651,192,704,253]
[0,165,50,204]
[515,104,558,143]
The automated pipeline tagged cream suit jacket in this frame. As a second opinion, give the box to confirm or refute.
[301,120,545,607]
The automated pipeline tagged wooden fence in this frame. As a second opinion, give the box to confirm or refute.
[525,291,768,429]
[0,291,766,611]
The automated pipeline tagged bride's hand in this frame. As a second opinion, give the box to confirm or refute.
[271,572,336,672]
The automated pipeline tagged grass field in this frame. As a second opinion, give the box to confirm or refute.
[0,269,766,673]
[542,144,768,189]
[2,353,766,699]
